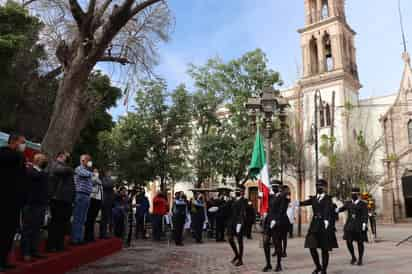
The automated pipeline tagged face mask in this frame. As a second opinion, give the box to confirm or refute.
[18,143,26,152]
[87,161,93,168]
[40,162,48,170]
[352,194,359,201]
[272,186,279,194]
[94,172,99,177]
[317,187,324,194]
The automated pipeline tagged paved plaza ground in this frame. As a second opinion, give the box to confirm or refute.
[69,224,412,274]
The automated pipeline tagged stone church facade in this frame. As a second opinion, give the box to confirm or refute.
[280,0,412,223]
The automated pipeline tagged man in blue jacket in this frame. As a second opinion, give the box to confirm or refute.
[71,154,94,245]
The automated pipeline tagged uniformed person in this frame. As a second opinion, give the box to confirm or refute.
[298,179,338,274]
[215,194,227,242]
[191,193,208,243]
[336,187,368,266]
[227,187,248,267]
[172,191,189,246]
[262,180,290,272]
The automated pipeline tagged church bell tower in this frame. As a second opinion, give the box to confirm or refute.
[299,0,361,151]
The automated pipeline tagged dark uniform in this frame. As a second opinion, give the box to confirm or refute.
[172,197,188,246]
[262,188,290,272]
[337,187,369,266]
[300,179,338,274]
[215,197,227,242]
[227,191,248,267]
[191,197,207,243]
[245,201,256,239]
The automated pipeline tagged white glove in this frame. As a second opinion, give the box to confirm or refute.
[270,220,276,229]
[324,220,329,230]
[236,224,242,234]
[335,208,340,213]
[362,223,367,231]
[294,200,300,207]
[258,192,263,198]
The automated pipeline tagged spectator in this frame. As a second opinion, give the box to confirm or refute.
[112,187,129,238]
[71,155,94,245]
[21,153,49,262]
[84,168,103,243]
[0,134,26,272]
[47,151,74,252]
[152,191,169,241]
[135,187,150,239]
[99,170,115,239]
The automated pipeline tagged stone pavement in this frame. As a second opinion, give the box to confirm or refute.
[69,224,412,274]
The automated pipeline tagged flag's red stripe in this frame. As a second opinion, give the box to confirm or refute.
[258,180,270,215]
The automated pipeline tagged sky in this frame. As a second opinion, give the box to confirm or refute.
[111,0,412,118]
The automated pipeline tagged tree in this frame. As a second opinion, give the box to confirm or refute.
[22,0,173,156]
[100,79,192,190]
[188,49,285,187]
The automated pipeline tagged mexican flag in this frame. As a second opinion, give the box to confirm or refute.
[249,130,270,215]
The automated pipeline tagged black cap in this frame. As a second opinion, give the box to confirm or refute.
[316,179,328,187]
[271,179,282,187]
[351,187,361,193]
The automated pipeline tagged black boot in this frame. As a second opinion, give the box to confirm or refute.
[350,257,357,265]
[262,265,272,272]
[275,264,282,272]
[357,258,363,266]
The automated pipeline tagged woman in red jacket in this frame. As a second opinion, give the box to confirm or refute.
[152,192,169,241]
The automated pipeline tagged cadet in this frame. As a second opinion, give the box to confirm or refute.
[298,179,338,274]
[262,180,290,272]
[227,188,248,267]
[336,187,369,266]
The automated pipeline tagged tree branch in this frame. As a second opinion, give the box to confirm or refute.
[98,55,132,65]
[69,0,86,27]
[130,0,163,16]
[22,0,38,7]
[41,66,63,80]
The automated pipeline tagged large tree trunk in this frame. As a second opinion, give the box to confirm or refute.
[42,62,92,156]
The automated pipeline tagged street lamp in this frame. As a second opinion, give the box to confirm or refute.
[314,89,323,185]
[246,86,287,175]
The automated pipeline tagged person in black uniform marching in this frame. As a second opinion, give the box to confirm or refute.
[262,180,290,272]
[172,191,189,246]
[227,188,248,267]
[336,187,368,266]
[245,200,256,239]
[298,179,338,274]
[215,194,227,242]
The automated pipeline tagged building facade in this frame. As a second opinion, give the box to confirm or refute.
[281,0,412,223]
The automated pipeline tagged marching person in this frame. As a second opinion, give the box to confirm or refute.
[298,179,338,274]
[245,200,256,239]
[262,180,290,272]
[152,191,169,241]
[336,187,369,266]
[215,194,227,242]
[172,191,189,246]
[227,188,248,267]
[191,193,208,243]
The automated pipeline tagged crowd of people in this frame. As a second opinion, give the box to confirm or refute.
[0,133,373,274]
[0,134,133,273]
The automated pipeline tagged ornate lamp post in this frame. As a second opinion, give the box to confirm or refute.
[246,87,288,182]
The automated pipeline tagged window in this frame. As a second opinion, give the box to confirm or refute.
[408,120,412,144]
[325,104,331,126]
[323,32,333,71]
[310,36,319,75]
[319,103,325,127]
[321,0,329,19]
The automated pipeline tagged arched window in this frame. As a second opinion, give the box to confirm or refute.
[321,0,329,19]
[310,0,318,23]
[325,103,331,126]
[310,36,319,75]
[323,32,333,71]
[408,120,412,144]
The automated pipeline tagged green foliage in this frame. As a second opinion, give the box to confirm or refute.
[100,79,193,188]
[188,49,284,186]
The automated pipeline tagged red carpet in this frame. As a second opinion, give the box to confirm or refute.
[7,238,123,274]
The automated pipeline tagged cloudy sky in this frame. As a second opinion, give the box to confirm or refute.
[111,0,412,117]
